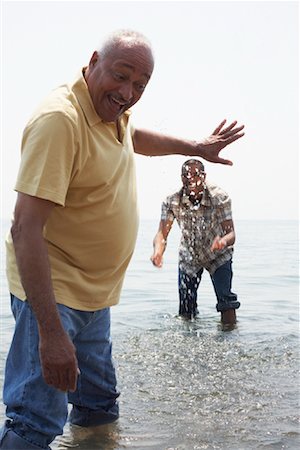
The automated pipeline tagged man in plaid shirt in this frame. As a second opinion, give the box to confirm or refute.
[151,159,240,325]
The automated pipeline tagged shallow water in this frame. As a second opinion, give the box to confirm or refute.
[0,220,299,449]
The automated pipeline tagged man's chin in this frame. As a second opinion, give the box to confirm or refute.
[99,109,125,123]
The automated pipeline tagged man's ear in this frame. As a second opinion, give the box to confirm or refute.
[89,51,99,69]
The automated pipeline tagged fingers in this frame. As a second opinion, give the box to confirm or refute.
[211,240,218,252]
[66,366,79,393]
[150,255,162,267]
[59,366,80,393]
[222,132,245,147]
[150,255,163,267]
[219,121,238,134]
[215,158,233,166]
[153,259,162,267]
[211,236,227,251]
[42,360,79,392]
[221,125,245,139]
[212,120,245,137]
[212,119,227,135]
[210,236,219,252]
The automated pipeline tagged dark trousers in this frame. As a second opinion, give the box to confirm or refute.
[178,259,240,319]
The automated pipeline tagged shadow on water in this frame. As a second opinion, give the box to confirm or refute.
[52,313,300,450]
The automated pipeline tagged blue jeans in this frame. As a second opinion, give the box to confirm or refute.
[0,295,119,449]
[178,259,240,318]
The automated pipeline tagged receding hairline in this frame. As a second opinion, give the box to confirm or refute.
[98,29,154,61]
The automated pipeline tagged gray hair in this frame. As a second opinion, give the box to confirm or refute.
[98,29,154,60]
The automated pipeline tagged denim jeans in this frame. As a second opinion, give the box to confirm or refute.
[178,259,240,318]
[0,295,119,449]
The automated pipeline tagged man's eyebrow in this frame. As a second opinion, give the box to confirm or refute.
[116,62,151,80]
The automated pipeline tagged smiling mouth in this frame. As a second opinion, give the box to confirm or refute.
[109,95,127,113]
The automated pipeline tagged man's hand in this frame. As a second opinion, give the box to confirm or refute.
[150,252,163,268]
[39,331,79,392]
[198,120,245,165]
[211,235,227,252]
[151,225,170,268]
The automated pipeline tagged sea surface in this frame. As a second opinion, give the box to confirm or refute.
[0,219,299,450]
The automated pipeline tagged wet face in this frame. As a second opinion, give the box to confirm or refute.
[84,43,154,122]
[181,163,206,197]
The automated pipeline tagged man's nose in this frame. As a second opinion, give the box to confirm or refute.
[119,82,133,102]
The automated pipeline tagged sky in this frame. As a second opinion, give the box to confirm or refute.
[1,0,299,221]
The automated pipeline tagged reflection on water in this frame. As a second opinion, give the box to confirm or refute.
[54,422,125,449]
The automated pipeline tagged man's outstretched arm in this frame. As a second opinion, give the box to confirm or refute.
[133,120,245,165]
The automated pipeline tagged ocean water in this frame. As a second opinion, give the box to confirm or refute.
[0,219,299,450]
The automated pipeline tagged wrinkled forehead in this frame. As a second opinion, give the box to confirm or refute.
[105,42,154,73]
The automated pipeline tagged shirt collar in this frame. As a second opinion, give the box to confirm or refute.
[181,184,210,207]
[72,68,131,127]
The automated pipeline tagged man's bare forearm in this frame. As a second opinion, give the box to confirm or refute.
[133,120,245,165]
[133,128,199,157]
[11,222,65,337]
[11,218,79,391]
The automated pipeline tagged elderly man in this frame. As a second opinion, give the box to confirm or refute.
[0,30,244,449]
[151,159,240,323]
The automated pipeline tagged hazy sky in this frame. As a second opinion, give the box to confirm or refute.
[1,0,299,221]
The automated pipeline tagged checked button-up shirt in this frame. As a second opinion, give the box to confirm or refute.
[161,181,234,275]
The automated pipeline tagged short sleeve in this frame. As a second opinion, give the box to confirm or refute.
[217,196,232,223]
[15,112,77,206]
[161,197,175,222]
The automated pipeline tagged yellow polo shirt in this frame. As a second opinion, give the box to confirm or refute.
[6,71,139,311]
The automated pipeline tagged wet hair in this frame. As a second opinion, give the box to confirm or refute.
[181,159,205,176]
[98,29,154,61]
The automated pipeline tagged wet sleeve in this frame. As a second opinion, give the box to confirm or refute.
[161,197,175,222]
[217,195,233,223]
